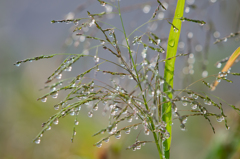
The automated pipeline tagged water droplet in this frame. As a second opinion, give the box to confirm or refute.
[168,39,175,47]
[75,120,79,125]
[182,102,187,106]
[101,2,106,6]
[35,138,41,144]
[93,104,98,111]
[160,79,165,85]
[134,125,138,130]
[181,116,188,124]
[180,124,186,131]
[125,128,131,134]
[216,63,222,68]
[133,147,137,151]
[144,129,150,135]
[164,132,170,139]
[15,63,21,67]
[104,137,110,143]
[191,103,197,110]
[192,94,198,99]
[41,97,47,102]
[94,56,100,63]
[53,119,59,125]
[54,104,59,110]
[65,66,72,72]
[88,111,93,118]
[223,38,227,42]
[96,142,102,148]
[127,117,132,122]
[136,144,141,150]
[47,126,51,131]
[216,115,224,122]
[51,92,58,98]
[204,99,211,105]
[56,74,62,79]
[115,132,121,139]
[200,107,207,114]
[128,75,133,80]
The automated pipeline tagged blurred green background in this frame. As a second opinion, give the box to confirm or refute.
[1,0,240,159]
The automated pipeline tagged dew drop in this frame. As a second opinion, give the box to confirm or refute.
[93,104,98,111]
[75,120,79,125]
[181,116,188,124]
[216,63,222,68]
[47,126,51,131]
[94,56,100,63]
[164,132,170,139]
[88,111,93,118]
[15,63,21,67]
[127,117,133,122]
[115,132,121,139]
[216,115,224,122]
[134,125,138,130]
[104,137,110,143]
[101,2,106,6]
[180,124,186,131]
[51,92,58,99]
[144,129,150,135]
[70,111,75,116]
[160,79,165,85]
[168,39,175,47]
[125,128,131,134]
[182,102,187,106]
[191,103,197,110]
[41,97,47,103]
[50,87,56,92]
[53,119,59,125]
[35,138,41,144]
[56,74,62,79]
[136,144,141,150]
[54,105,59,110]
[96,142,102,148]
[65,66,72,72]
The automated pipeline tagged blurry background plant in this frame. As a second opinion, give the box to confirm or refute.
[1,0,240,159]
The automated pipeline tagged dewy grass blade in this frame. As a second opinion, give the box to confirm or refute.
[162,1,185,158]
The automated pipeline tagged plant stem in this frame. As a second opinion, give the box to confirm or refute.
[117,1,162,157]
[162,0,185,158]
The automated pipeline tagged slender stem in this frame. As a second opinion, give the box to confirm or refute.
[162,1,185,158]
[117,1,162,158]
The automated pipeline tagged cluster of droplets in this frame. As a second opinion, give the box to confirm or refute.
[132,36,142,46]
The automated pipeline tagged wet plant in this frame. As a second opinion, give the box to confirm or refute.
[14,0,240,159]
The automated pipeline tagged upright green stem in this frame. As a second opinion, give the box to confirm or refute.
[162,1,185,158]
[117,1,162,158]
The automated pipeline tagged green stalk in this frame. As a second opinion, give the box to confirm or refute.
[117,1,162,158]
[162,1,185,158]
